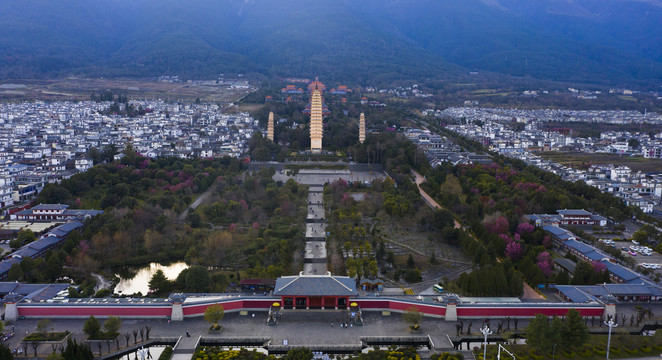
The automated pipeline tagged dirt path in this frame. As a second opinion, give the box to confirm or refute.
[177,183,217,222]
[521,282,545,300]
[412,170,461,229]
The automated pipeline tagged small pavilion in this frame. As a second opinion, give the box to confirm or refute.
[273,272,357,310]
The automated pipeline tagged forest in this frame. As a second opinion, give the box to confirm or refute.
[22,148,308,295]
[417,128,650,296]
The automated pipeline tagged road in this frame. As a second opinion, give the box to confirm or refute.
[177,181,218,222]
[411,169,461,229]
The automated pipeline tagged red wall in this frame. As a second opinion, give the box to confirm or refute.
[457,306,603,318]
[19,306,171,317]
[16,298,603,319]
[353,299,446,316]
[182,299,274,316]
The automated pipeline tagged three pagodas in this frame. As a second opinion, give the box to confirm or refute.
[267,78,365,152]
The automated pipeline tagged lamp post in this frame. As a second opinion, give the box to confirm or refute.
[481,325,493,360]
[604,318,618,360]
[552,343,556,360]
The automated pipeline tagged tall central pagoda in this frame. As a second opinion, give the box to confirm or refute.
[309,77,325,153]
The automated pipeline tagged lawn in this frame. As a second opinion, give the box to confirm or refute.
[477,333,662,360]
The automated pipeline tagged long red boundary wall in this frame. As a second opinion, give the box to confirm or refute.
[16,297,604,319]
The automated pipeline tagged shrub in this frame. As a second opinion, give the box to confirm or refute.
[593,345,606,356]
[577,348,592,358]
[528,351,543,360]
[158,346,174,360]
[624,347,638,355]
[641,345,652,353]
[561,350,575,359]
[609,346,621,355]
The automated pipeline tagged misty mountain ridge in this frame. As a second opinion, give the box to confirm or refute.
[1,0,661,87]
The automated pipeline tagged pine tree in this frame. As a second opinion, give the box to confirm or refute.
[562,309,589,349]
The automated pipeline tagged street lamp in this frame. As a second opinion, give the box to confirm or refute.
[481,325,493,360]
[604,318,618,360]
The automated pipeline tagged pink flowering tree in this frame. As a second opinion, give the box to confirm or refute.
[505,241,525,261]
[516,222,534,235]
[542,235,552,249]
[484,216,509,234]
[592,261,607,274]
[536,251,554,277]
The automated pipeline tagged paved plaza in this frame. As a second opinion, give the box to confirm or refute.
[4,302,661,358]
[3,311,461,358]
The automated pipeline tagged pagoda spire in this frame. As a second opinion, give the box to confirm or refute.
[267,111,274,141]
[359,112,366,144]
[310,89,324,153]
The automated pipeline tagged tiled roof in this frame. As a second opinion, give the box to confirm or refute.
[542,225,568,236]
[602,261,640,281]
[273,273,357,296]
[565,239,594,254]
[555,285,597,303]
[557,209,592,216]
[583,250,612,261]
[33,204,69,210]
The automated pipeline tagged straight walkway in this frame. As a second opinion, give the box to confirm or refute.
[304,186,327,275]
[172,335,200,360]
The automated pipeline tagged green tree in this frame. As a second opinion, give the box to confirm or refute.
[386,251,395,266]
[185,266,211,292]
[562,309,589,349]
[406,253,415,268]
[62,338,93,360]
[555,270,570,285]
[571,261,594,285]
[17,229,37,246]
[526,314,552,351]
[148,269,172,295]
[402,306,423,328]
[632,230,648,244]
[83,315,101,339]
[285,347,313,360]
[37,183,72,204]
[103,316,122,336]
[549,317,565,350]
[37,319,52,335]
[203,304,225,328]
[7,263,23,281]
[0,343,14,360]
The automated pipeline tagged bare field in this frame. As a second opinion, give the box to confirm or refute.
[535,151,662,172]
[0,78,253,102]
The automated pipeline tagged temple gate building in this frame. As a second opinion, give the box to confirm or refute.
[273,272,357,310]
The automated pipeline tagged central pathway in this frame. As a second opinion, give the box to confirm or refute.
[304,185,327,275]
[172,335,200,360]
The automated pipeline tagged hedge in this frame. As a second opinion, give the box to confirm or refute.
[158,346,173,360]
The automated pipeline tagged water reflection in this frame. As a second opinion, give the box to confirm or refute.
[114,262,188,295]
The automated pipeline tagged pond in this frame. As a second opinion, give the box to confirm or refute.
[114,262,188,295]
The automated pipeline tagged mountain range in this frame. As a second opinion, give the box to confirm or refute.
[1,0,661,87]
